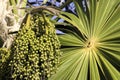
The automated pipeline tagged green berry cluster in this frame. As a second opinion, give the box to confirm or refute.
[31,14,61,79]
[0,48,10,63]
[9,14,61,80]
[0,48,10,80]
[10,25,40,80]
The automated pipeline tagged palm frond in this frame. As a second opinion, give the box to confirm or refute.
[49,0,120,80]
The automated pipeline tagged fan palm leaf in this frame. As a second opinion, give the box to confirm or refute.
[49,0,120,80]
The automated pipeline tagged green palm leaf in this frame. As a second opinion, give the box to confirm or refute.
[49,0,120,80]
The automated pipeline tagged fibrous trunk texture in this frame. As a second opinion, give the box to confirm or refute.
[0,0,26,49]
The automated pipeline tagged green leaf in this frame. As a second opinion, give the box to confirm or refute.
[99,53,120,80]
[89,50,100,80]
[50,0,120,80]
[58,34,84,47]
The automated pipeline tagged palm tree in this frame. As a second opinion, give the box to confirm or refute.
[50,0,120,80]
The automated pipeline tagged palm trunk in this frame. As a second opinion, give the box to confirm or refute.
[0,0,27,49]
